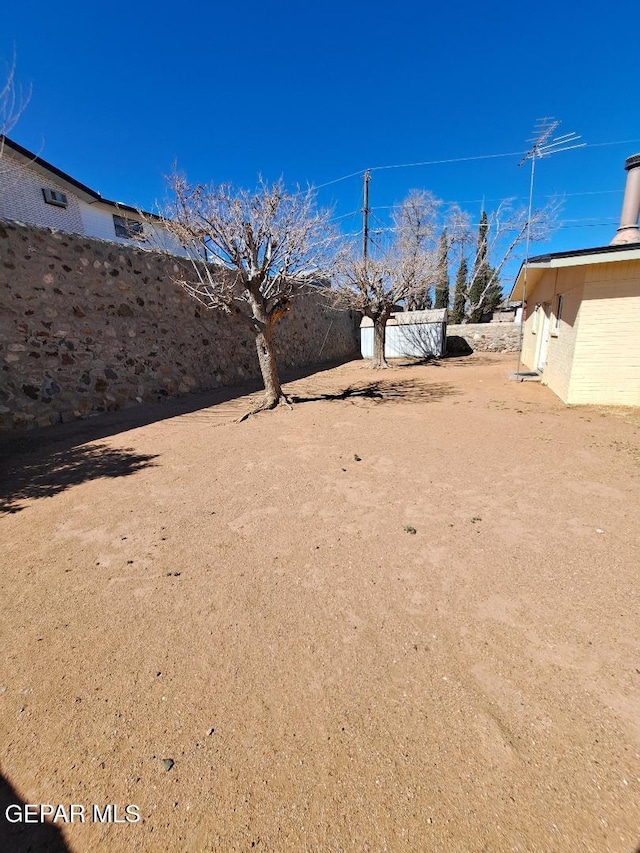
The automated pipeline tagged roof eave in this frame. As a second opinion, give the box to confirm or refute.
[0,135,162,221]
[510,243,640,301]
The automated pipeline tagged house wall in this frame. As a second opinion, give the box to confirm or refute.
[0,152,188,256]
[520,259,640,405]
[519,266,585,401]
[567,260,640,405]
[542,273,583,402]
[78,200,128,243]
[522,267,585,402]
[0,156,85,233]
[0,221,359,432]
[77,201,188,255]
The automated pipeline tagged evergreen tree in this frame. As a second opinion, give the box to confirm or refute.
[433,229,450,309]
[465,211,505,320]
[468,211,489,321]
[406,287,432,311]
[482,268,503,314]
[450,256,467,324]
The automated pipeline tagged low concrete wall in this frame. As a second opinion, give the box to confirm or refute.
[446,323,520,354]
[0,221,359,432]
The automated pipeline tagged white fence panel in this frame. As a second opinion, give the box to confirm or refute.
[360,310,447,359]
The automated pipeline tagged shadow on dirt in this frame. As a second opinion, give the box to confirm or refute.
[289,378,458,406]
[0,770,71,852]
[0,358,358,513]
[444,336,474,356]
[441,352,510,367]
[0,443,157,515]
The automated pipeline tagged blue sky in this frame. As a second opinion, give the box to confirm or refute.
[2,0,639,291]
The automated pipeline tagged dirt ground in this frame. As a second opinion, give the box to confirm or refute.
[1,352,639,853]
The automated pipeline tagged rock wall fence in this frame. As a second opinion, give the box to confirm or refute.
[0,221,359,432]
[446,323,521,354]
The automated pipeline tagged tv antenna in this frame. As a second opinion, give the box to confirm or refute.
[515,119,585,377]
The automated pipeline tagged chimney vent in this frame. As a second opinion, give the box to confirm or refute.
[611,154,640,245]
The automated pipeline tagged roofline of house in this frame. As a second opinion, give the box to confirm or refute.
[510,241,640,300]
[527,242,640,265]
[0,135,163,222]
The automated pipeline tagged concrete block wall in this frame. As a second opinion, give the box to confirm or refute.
[0,221,359,432]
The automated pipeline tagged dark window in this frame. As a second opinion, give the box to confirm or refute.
[42,187,68,208]
[113,214,146,240]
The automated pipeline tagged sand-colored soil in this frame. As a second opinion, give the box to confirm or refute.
[1,353,639,852]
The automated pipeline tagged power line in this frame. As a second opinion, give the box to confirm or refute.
[560,216,618,223]
[307,138,640,194]
[353,216,619,234]
[329,209,361,222]
[312,169,365,190]
[369,150,525,173]
[370,188,624,210]
[584,139,640,150]
[366,138,638,177]
[558,221,620,229]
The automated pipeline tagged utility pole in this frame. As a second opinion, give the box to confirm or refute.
[362,170,370,264]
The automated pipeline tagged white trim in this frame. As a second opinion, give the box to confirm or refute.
[527,247,640,271]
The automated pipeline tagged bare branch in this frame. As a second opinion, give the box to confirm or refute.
[461,198,560,321]
[0,52,31,139]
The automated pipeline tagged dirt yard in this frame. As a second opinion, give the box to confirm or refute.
[1,353,639,852]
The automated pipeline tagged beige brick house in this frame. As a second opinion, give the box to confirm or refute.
[510,245,640,405]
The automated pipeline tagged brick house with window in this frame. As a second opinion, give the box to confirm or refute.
[510,244,640,405]
[0,135,190,256]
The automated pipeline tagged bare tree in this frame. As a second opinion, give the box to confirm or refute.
[160,174,337,415]
[0,54,31,168]
[329,190,440,368]
[457,199,559,322]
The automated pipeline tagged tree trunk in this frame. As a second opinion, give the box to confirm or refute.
[237,285,291,418]
[255,322,283,408]
[372,314,390,369]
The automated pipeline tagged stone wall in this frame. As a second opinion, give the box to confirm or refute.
[446,323,521,354]
[0,221,359,432]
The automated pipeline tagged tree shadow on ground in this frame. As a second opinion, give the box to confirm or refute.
[0,360,360,511]
[442,352,510,367]
[378,356,442,368]
[0,358,355,460]
[0,443,157,515]
[0,770,71,852]
[289,378,458,406]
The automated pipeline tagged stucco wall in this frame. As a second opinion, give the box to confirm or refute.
[0,221,359,432]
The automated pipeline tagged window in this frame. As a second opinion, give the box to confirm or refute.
[113,214,146,240]
[551,294,563,336]
[531,304,539,333]
[42,187,68,208]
